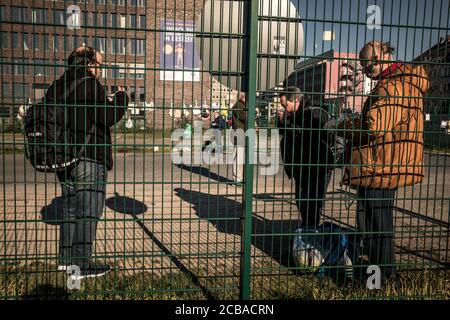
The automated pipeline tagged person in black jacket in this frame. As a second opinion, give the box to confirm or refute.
[46,45,129,279]
[277,87,334,228]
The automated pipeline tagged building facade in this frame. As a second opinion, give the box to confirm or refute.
[0,0,212,128]
[285,50,373,114]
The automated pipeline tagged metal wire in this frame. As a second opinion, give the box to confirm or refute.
[0,0,449,300]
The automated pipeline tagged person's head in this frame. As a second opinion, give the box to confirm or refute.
[238,92,246,104]
[279,86,303,113]
[359,41,395,79]
[68,45,103,79]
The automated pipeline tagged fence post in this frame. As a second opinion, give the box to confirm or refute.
[239,0,259,300]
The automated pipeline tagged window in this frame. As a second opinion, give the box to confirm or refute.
[138,87,145,102]
[94,37,107,54]
[83,11,89,28]
[13,83,29,102]
[12,7,25,23]
[129,86,145,102]
[53,9,65,25]
[64,35,77,51]
[111,0,126,5]
[32,8,47,24]
[23,33,30,51]
[139,15,146,29]
[120,15,126,28]
[33,33,40,51]
[111,38,126,55]
[14,59,29,75]
[53,34,59,52]
[111,13,117,28]
[12,33,19,49]
[43,34,50,51]
[95,0,106,4]
[34,59,46,76]
[131,0,145,6]
[2,82,10,98]
[130,39,145,56]
[129,63,145,79]
[110,63,126,79]
[111,13,125,28]
[1,32,7,49]
[1,59,11,75]
[0,6,6,22]
[130,15,136,28]
[129,86,136,101]
[98,12,107,27]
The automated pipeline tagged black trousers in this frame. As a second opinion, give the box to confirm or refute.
[294,168,332,228]
[356,187,397,280]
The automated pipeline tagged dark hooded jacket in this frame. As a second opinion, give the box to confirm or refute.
[45,67,129,170]
[277,97,334,180]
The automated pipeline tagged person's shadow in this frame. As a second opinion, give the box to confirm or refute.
[176,164,234,184]
[174,188,300,268]
[105,191,215,299]
[105,192,148,216]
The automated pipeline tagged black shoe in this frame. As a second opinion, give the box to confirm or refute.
[70,263,111,280]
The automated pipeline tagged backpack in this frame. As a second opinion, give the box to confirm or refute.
[24,77,93,172]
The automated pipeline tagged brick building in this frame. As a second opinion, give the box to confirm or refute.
[0,0,212,128]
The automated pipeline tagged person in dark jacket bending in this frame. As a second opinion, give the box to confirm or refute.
[45,45,129,279]
[277,87,333,228]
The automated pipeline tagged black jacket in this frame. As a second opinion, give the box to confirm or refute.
[45,68,129,170]
[277,99,334,180]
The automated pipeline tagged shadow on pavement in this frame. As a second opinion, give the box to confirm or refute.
[176,164,234,184]
[105,193,148,215]
[174,187,300,268]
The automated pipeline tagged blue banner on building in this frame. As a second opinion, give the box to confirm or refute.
[160,19,200,82]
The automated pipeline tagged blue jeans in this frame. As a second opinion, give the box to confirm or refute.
[56,159,107,268]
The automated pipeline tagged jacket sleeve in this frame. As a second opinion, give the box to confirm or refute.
[87,78,129,127]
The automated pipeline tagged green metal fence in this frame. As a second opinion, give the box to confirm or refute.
[0,0,449,300]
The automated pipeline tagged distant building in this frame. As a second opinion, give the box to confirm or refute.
[211,78,237,106]
[285,50,374,114]
[0,0,212,128]
[414,35,450,114]
[414,35,450,148]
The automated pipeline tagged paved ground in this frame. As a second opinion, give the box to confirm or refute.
[1,145,449,279]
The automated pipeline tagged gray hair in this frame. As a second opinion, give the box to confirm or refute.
[279,86,303,103]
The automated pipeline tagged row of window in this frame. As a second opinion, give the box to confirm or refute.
[2,82,146,102]
[66,0,146,6]
[1,6,146,29]
[1,58,146,81]
[1,33,146,56]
